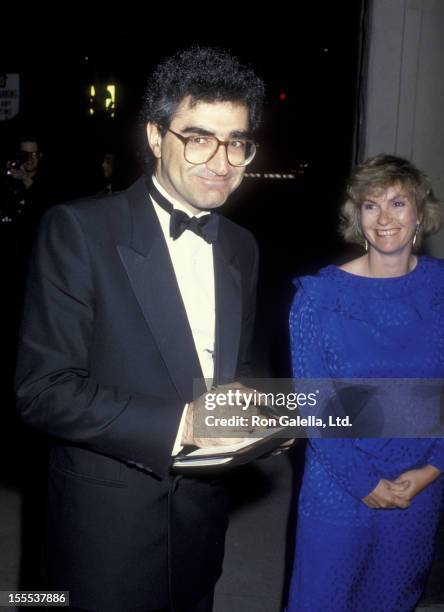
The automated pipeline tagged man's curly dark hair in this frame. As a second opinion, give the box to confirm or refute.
[140,46,265,134]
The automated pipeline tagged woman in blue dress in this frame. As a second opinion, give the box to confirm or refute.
[287,155,444,611]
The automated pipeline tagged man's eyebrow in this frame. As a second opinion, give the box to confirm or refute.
[180,126,214,136]
[230,130,251,139]
[180,126,252,139]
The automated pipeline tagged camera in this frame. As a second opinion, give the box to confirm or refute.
[8,151,29,170]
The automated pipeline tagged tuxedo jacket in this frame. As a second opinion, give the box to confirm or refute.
[15,177,259,611]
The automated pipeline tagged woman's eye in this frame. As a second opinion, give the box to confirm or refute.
[362,203,375,210]
[393,200,405,207]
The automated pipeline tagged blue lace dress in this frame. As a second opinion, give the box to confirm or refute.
[287,256,444,612]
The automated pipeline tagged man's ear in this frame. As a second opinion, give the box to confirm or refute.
[146,123,162,159]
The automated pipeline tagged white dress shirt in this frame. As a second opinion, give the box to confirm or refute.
[150,176,216,454]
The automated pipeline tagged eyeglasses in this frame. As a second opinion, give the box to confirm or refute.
[166,128,257,167]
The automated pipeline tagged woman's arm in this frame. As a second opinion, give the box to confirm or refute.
[290,286,382,500]
[390,464,442,503]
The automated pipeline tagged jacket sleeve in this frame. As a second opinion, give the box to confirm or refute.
[15,204,182,478]
[290,285,381,500]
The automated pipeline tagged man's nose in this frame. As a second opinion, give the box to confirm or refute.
[206,143,230,175]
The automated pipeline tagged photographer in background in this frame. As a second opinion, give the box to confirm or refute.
[8,137,42,189]
[1,136,46,226]
[1,135,54,334]
[1,136,55,272]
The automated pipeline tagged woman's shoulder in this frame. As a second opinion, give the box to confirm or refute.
[292,263,350,297]
[418,257,444,301]
[294,255,444,292]
[290,255,444,321]
[290,264,345,318]
[421,255,444,275]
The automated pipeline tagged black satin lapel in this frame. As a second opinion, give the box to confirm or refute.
[117,238,204,401]
[213,239,242,385]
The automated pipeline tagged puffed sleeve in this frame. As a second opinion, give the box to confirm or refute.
[290,283,381,500]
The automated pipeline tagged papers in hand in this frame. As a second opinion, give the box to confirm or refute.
[172,426,288,471]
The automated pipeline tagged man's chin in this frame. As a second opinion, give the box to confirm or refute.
[189,192,229,211]
[191,199,226,212]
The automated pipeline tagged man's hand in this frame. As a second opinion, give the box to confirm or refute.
[362,479,411,509]
[181,382,269,448]
[271,439,297,456]
[390,465,441,503]
[7,164,33,188]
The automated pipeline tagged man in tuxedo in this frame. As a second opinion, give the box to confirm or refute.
[15,47,265,611]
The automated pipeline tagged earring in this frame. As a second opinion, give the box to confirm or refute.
[364,239,368,252]
[413,223,420,247]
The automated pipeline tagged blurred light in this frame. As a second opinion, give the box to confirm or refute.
[106,84,116,118]
[279,92,287,101]
[87,83,117,118]
[88,85,96,117]
[244,172,297,180]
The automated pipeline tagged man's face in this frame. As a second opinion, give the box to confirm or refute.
[147,96,250,215]
[102,154,115,179]
[19,141,41,174]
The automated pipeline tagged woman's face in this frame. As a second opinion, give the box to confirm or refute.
[360,182,419,256]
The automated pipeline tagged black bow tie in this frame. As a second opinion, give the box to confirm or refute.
[148,177,219,244]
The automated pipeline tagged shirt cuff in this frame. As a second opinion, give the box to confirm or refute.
[172,403,189,456]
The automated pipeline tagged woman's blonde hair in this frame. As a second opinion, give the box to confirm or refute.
[339,154,441,249]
